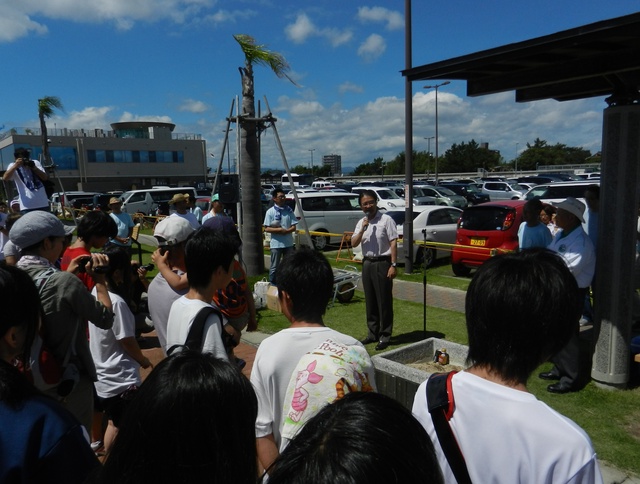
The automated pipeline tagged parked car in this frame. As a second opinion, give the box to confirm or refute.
[285,191,363,250]
[50,191,100,215]
[196,196,211,216]
[451,200,526,276]
[351,186,406,211]
[524,180,599,203]
[438,182,490,206]
[388,206,462,268]
[480,181,526,200]
[410,187,437,206]
[517,175,565,185]
[119,187,198,215]
[414,185,467,208]
[517,182,537,192]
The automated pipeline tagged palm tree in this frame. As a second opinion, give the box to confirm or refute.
[38,96,63,166]
[233,34,296,276]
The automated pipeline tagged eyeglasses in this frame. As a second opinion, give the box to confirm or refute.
[275,195,286,200]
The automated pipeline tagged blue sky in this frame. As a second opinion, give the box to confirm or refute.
[1,1,637,173]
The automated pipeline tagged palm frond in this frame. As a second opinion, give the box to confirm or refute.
[233,34,299,86]
[38,96,64,118]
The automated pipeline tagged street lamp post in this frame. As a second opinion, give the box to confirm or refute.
[424,81,450,183]
[308,149,315,177]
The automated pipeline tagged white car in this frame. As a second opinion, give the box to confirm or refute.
[388,206,462,267]
[480,181,526,200]
[351,186,407,211]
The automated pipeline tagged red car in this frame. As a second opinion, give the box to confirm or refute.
[451,200,526,276]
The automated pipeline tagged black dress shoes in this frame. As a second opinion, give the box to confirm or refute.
[547,382,574,394]
[375,341,389,351]
[360,337,377,345]
[538,371,560,381]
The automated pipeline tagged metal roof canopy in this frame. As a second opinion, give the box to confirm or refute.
[403,12,640,104]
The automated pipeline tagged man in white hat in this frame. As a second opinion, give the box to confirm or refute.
[541,196,595,394]
[169,193,199,230]
[108,197,134,250]
[148,216,196,353]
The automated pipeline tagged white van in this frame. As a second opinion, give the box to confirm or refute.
[285,192,363,250]
[120,187,197,215]
[311,181,336,190]
[50,191,100,215]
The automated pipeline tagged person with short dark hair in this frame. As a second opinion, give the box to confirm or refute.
[517,198,551,249]
[88,246,152,454]
[2,148,50,213]
[350,189,397,351]
[60,211,118,290]
[540,203,559,236]
[263,188,298,284]
[250,248,375,474]
[164,227,238,357]
[266,392,443,484]
[90,351,258,483]
[413,249,602,483]
[0,266,99,482]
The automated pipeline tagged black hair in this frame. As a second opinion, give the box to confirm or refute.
[523,198,543,217]
[14,148,30,159]
[272,187,285,198]
[5,213,22,232]
[94,352,257,484]
[358,189,378,204]
[0,201,7,208]
[76,211,118,241]
[585,184,600,198]
[101,246,132,302]
[465,249,581,384]
[0,266,41,366]
[184,227,238,290]
[541,204,556,217]
[276,248,333,323]
[265,392,443,484]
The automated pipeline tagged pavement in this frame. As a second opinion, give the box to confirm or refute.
[135,266,638,483]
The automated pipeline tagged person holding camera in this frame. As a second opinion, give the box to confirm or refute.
[10,211,114,433]
[2,148,50,214]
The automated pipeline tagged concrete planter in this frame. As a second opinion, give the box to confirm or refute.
[372,338,469,409]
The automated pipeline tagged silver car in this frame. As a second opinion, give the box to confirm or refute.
[414,185,467,208]
[480,181,526,200]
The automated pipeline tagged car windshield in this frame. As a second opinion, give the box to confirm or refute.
[386,211,418,225]
[437,187,456,196]
[465,184,480,193]
[377,189,400,200]
[459,207,514,231]
[508,183,525,191]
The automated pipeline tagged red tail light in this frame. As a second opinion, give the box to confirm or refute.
[502,210,515,230]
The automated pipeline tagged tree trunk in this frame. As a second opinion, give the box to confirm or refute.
[239,63,265,276]
[39,114,50,165]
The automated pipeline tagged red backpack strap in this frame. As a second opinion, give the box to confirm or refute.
[426,371,472,484]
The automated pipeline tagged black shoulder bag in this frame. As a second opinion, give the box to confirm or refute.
[426,371,472,484]
[167,306,233,356]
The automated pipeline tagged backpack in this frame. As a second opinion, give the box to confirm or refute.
[27,268,80,397]
[166,305,234,356]
[281,338,375,441]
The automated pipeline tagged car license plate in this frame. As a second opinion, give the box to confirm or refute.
[470,238,486,246]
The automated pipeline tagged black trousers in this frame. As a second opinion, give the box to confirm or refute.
[362,259,394,342]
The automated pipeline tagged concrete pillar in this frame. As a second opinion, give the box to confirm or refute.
[591,104,640,389]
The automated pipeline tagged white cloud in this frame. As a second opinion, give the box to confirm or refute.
[357,6,403,31]
[203,9,257,26]
[179,99,209,113]
[338,82,364,94]
[358,34,386,62]
[284,13,352,47]
[0,0,216,41]
[285,13,315,44]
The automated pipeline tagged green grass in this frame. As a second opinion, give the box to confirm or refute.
[140,237,640,476]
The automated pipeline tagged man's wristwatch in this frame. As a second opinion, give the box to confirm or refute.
[391,262,397,267]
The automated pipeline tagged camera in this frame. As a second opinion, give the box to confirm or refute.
[132,262,155,272]
[22,158,35,168]
[77,255,110,274]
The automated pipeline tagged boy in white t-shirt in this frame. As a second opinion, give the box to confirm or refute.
[412,249,602,483]
[165,227,239,359]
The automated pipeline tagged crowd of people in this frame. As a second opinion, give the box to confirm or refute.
[0,172,608,482]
